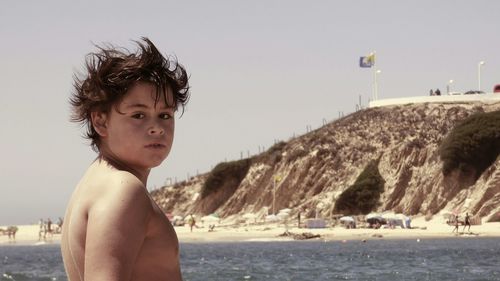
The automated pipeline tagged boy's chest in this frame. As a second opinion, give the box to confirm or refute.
[133,212,182,280]
[145,206,179,253]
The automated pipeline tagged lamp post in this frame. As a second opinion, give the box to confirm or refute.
[478,61,485,91]
[374,69,381,100]
[447,79,454,95]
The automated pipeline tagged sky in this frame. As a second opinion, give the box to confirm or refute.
[1,1,499,225]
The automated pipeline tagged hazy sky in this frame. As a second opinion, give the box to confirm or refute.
[1,1,499,225]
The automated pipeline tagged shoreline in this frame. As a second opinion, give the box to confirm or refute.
[2,217,499,246]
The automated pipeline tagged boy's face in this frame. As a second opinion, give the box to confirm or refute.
[98,82,175,170]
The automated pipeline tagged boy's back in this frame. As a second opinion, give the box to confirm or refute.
[61,160,182,281]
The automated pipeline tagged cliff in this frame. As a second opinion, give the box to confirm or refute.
[152,102,500,222]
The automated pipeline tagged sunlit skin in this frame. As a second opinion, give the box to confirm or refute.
[61,82,182,281]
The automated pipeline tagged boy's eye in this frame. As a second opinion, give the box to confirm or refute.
[159,113,172,120]
[132,113,145,119]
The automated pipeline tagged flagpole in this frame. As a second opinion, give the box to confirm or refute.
[372,51,377,100]
[372,63,376,101]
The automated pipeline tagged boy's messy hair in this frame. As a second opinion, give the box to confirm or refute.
[70,37,190,152]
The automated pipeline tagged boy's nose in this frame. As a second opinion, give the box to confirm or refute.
[148,125,164,135]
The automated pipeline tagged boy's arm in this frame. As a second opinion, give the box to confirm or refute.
[84,173,151,280]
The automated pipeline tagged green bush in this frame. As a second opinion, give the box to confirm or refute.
[201,158,251,198]
[439,110,500,179]
[334,160,385,215]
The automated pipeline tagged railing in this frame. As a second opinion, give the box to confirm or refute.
[369,93,500,108]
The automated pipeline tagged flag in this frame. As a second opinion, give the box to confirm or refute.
[359,56,372,67]
[359,52,375,68]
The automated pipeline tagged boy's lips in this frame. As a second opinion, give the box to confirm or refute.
[145,143,166,149]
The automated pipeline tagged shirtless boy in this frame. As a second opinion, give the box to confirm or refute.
[61,38,189,281]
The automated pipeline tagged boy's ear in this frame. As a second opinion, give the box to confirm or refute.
[91,111,108,137]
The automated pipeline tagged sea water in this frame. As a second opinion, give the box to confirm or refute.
[1,238,500,280]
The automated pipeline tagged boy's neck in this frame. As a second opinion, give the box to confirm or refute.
[97,153,150,186]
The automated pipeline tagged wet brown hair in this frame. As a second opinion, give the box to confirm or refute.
[70,37,190,151]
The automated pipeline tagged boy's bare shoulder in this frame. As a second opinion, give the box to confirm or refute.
[102,170,146,194]
[81,165,151,213]
[79,168,153,234]
[97,170,149,203]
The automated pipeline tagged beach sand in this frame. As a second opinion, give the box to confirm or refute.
[175,216,500,243]
[2,216,499,246]
[0,224,61,246]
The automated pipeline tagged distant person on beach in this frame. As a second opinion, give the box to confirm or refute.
[45,218,53,239]
[452,215,460,233]
[61,37,190,281]
[47,218,52,233]
[57,217,63,228]
[435,88,441,96]
[7,226,17,240]
[430,89,434,96]
[188,214,196,232]
[38,218,45,240]
[463,213,471,232]
[297,211,301,228]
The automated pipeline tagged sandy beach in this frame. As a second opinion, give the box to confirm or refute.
[175,216,500,243]
[2,216,499,246]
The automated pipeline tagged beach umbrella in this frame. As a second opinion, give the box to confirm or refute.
[366,213,381,219]
[395,213,409,221]
[339,216,355,222]
[382,213,402,227]
[367,217,383,225]
[381,212,396,220]
[366,213,386,225]
[339,216,356,228]
[395,214,408,220]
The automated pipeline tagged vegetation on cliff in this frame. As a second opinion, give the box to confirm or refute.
[201,158,252,199]
[334,160,385,215]
[439,110,500,180]
[256,141,287,165]
[201,141,286,199]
